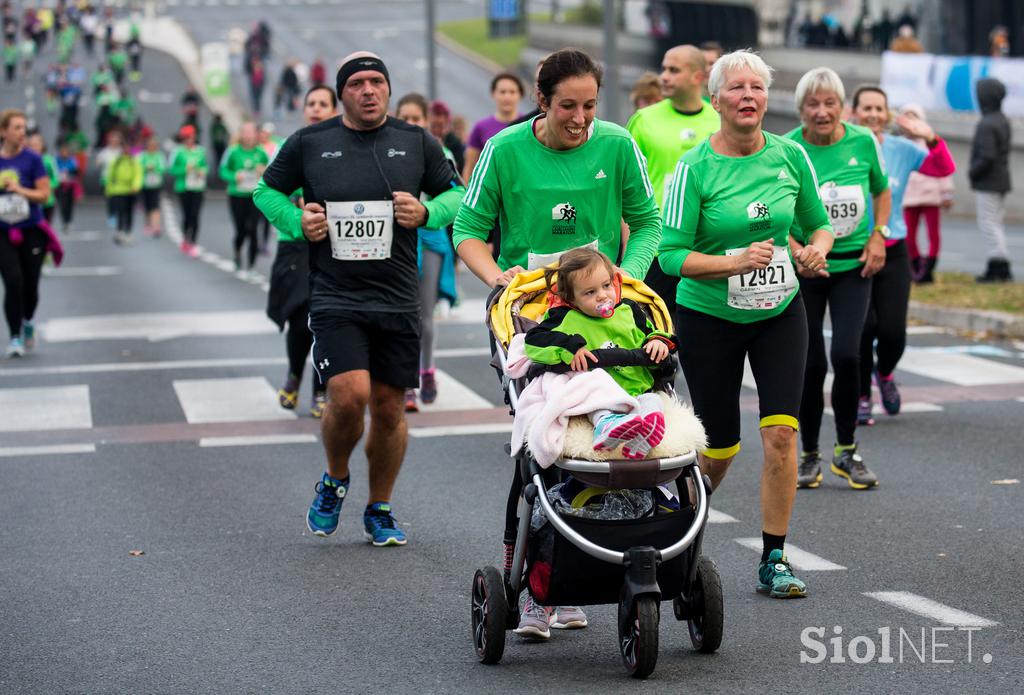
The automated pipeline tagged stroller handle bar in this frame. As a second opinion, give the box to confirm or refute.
[526,347,668,378]
[556,451,696,474]
[531,457,708,566]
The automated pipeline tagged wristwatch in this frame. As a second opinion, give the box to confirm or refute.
[872,224,892,240]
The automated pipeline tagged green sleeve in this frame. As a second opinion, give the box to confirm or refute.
[422,184,466,229]
[866,135,889,196]
[452,140,499,251]
[44,156,58,205]
[218,146,235,184]
[132,159,143,192]
[524,309,586,365]
[253,178,303,241]
[169,149,185,179]
[619,139,661,279]
[793,148,832,237]
[658,161,701,277]
[100,157,111,187]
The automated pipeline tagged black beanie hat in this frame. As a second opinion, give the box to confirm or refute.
[336,55,391,96]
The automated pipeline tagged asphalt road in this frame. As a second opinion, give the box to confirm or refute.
[2,6,1024,694]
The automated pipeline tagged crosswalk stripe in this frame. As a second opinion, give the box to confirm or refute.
[410,423,513,438]
[897,351,1024,386]
[707,509,739,523]
[0,385,92,432]
[863,591,998,627]
[0,443,97,458]
[42,266,122,277]
[199,434,317,447]
[42,311,277,342]
[173,377,297,423]
[415,369,493,411]
[824,401,943,416]
[734,538,847,570]
[0,357,288,377]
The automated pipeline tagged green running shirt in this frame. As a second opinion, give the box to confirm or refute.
[137,151,166,190]
[659,132,832,324]
[452,117,662,280]
[627,99,720,208]
[784,122,888,274]
[168,146,208,193]
[219,144,269,198]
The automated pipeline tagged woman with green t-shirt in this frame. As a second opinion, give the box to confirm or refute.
[26,131,58,225]
[137,134,166,237]
[784,68,891,492]
[660,50,834,600]
[453,48,662,641]
[168,124,207,257]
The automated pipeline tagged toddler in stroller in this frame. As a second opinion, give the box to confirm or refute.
[471,251,723,679]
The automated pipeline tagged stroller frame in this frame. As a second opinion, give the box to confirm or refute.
[471,296,724,678]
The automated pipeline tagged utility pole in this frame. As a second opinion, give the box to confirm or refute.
[602,0,620,124]
[426,0,438,100]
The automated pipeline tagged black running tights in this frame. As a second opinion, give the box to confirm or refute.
[0,226,47,338]
[859,241,912,394]
[228,195,260,268]
[286,303,322,394]
[178,191,203,244]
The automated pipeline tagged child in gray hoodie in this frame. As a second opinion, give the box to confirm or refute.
[970,77,1013,282]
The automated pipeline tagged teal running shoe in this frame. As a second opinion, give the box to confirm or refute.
[22,321,35,350]
[306,473,348,537]
[757,549,807,599]
[363,502,407,547]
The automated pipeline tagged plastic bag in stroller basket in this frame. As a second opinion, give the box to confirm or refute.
[527,507,695,607]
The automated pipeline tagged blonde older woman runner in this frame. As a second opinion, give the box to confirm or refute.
[784,68,891,491]
[660,50,834,598]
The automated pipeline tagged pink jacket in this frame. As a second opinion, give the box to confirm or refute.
[903,138,956,208]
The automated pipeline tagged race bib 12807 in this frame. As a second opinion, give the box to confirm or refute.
[725,245,797,311]
[326,200,394,261]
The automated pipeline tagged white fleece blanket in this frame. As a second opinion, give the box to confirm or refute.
[510,369,640,468]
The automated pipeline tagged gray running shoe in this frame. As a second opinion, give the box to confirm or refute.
[797,451,823,489]
[551,605,588,629]
[513,596,552,640]
[831,446,879,489]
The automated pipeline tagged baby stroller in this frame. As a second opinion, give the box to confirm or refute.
[470,269,723,679]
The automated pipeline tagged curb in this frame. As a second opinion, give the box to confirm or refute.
[139,16,245,133]
[434,30,507,74]
[908,301,1024,338]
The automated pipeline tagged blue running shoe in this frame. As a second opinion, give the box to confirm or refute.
[757,549,807,598]
[22,321,35,351]
[363,502,407,546]
[306,473,348,537]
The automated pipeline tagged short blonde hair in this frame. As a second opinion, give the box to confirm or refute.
[707,49,773,98]
[0,108,26,131]
[794,67,845,111]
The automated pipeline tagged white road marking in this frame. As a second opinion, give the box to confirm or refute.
[0,443,97,458]
[415,369,493,411]
[707,508,739,523]
[443,297,487,325]
[433,347,491,358]
[173,377,297,423]
[734,538,847,570]
[0,385,92,432]
[42,310,277,342]
[905,325,945,335]
[42,266,122,277]
[864,592,998,628]
[0,356,288,377]
[825,401,943,416]
[199,434,317,447]
[409,423,514,438]
[62,231,103,241]
[898,351,1024,386]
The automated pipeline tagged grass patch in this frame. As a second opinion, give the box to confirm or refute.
[437,17,540,69]
[912,272,1024,315]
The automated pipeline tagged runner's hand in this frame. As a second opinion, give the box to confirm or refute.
[570,347,598,372]
[860,236,886,277]
[491,265,525,288]
[301,202,328,242]
[733,240,774,275]
[794,244,829,278]
[644,339,669,363]
[393,191,427,229]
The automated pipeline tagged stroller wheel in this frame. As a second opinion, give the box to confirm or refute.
[471,566,508,664]
[618,594,659,679]
[687,555,724,653]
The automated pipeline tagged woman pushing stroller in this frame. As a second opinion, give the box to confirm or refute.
[524,247,672,460]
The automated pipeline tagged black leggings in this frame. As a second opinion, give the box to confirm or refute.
[111,194,134,234]
[57,183,75,226]
[286,302,323,394]
[643,260,679,327]
[178,191,203,244]
[860,241,911,394]
[0,226,47,338]
[799,268,872,450]
[229,195,260,268]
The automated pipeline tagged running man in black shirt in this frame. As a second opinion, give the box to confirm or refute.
[255,52,465,546]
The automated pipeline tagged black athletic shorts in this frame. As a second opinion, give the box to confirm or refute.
[309,308,421,388]
[141,187,161,213]
[675,295,807,459]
